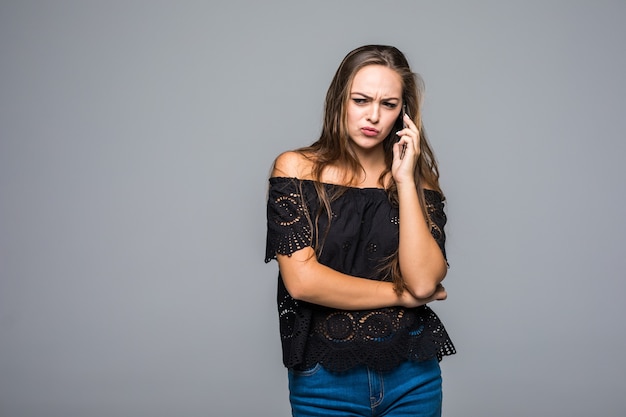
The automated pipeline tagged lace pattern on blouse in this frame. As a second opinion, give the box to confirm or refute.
[265,177,455,371]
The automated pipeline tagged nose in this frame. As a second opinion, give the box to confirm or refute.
[367,104,380,123]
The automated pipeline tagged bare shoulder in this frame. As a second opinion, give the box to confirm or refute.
[271,150,314,179]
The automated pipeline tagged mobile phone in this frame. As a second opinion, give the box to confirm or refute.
[395,103,407,159]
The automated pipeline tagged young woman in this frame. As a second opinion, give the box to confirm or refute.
[265,45,455,417]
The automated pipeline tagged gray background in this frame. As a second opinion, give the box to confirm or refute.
[1,1,625,416]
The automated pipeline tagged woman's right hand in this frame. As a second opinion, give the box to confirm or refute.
[400,284,447,308]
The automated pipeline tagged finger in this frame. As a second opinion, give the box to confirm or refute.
[394,132,415,160]
[396,127,418,147]
[399,125,420,158]
[433,285,447,298]
[395,127,412,139]
[392,140,407,161]
[402,113,418,131]
[395,130,416,150]
[401,114,420,143]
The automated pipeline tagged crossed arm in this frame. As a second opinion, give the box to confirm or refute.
[272,151,447,311]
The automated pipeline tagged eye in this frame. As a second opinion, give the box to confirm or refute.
[352,98,367,105]
[383,101,398,109]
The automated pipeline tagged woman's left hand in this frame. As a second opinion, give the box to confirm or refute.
[391,113,420,184]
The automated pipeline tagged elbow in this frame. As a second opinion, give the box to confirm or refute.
[404,266,447,300]
[280,267,317,302]
[405,282,439,300]
[283,277,308,301]
[277,249,319,302]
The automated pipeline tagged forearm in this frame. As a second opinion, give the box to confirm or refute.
[277,248,414,310]
[397,182,448,298]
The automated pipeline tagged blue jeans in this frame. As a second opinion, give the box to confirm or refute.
[288,359,442,417]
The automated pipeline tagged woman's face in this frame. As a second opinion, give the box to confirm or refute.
[346,64,403,154]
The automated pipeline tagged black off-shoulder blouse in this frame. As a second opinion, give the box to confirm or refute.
[265,177,455,372]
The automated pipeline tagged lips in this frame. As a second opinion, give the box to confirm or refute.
[361,127,380,137]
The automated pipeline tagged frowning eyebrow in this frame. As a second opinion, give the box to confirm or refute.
[350,92,401,101]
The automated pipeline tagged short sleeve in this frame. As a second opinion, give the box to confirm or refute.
[265,178,313,263]
[424,190,448,262]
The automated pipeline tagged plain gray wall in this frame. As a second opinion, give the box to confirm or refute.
[1,1,625,416]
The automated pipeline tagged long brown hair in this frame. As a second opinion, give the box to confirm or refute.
[298,45,444,293]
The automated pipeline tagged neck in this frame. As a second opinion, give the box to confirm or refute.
[353,146,387,188]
